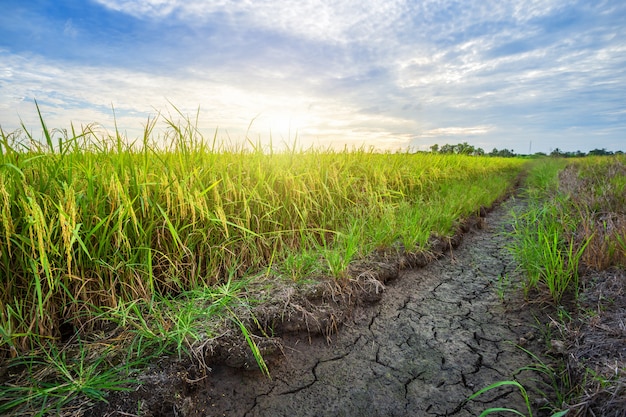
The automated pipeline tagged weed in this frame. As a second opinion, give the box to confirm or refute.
[466,380,533,416]
[508,156,626,304]
[513,344,572,410]
[467,344,571,417]
[280,249,320,281]
[467,378,569,416]
[0,340,138,416]
[494,273,512,302]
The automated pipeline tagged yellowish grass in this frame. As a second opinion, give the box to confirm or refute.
[0,113,527,354]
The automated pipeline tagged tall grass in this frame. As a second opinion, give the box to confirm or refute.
[510,199,591,303]
[0,108,526,355]
[508,156,626,303]
[558,156,626,270]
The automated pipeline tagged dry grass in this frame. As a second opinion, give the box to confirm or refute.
[558,158,626,270]
[554,156,625,416]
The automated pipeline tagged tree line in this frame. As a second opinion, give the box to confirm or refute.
[429,142,623,157]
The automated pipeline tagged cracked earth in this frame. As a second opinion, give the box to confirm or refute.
[93,196,552,416]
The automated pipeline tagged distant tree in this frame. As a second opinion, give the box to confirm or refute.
[439,144,455,154]
[588,148,614,156]
[489,148,515,157]
[455,142,475,155]
[430,143,488,156]
[550,148,564,157]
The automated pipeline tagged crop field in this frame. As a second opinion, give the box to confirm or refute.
[1,113,624,416]
[6,114,624,416]
[0,116,528,413]
[0,115,525,359]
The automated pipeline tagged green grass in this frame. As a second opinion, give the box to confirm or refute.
[492,155,625,417]
[467,344,572,417]
[467,379,569,417]
[0,107,526,354]
[509,199,591,303]
[0,106,528,414]
[0,340,140,416]
[508,156,626,304]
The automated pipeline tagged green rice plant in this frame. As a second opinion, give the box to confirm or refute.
[466,380,569,417]
[467,343,571,417]
[0,106,527,372]
[319,220,364,278]
[0,340,138,416]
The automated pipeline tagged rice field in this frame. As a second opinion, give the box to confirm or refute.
[0,111,526,359]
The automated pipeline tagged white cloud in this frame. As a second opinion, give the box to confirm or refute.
[0,51,417,150]
[2,1,625,154]
[94,0,410,43]
[420,126,494,137]
[94,0,179,18]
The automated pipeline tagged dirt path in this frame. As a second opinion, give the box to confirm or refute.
[95,197,550,416]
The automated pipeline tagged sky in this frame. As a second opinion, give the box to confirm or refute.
[1,0,625,154]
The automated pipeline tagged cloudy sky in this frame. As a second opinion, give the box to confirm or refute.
[1,0,625,153]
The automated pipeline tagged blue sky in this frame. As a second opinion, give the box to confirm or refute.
[1,0,625,153]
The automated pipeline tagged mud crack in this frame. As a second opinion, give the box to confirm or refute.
[87,196,550,417]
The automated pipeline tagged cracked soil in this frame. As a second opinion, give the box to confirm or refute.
[90,196,556,417]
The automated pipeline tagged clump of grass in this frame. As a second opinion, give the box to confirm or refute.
[509,156,626,303]
[0,340,140,416]
[510,199,591,303]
